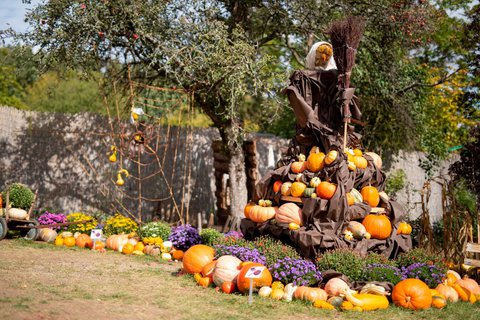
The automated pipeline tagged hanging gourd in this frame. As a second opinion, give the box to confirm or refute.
[116,169,129,186]
[108,145,117,163]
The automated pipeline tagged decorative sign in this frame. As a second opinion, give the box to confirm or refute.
[90,229,103,240]
[245,266,266,279]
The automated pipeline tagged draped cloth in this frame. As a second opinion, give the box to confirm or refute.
[240,66,412,260]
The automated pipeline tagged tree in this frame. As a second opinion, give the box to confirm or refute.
[15,0,476,228]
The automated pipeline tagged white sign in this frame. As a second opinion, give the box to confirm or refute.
[90,229,103,240]
[244,266,266,279]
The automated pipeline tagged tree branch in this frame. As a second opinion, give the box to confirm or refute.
[284,35,305,68]
[396,67,463,95]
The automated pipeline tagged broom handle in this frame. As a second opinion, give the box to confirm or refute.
[343,121,348,151]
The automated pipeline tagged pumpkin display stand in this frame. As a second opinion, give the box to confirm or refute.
[240,28,412,260]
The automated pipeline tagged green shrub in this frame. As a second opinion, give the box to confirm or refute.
[200,228,224,246]
[138,221,171,240]
[252,236,300,267]
[316,248,365,281]
[2,183,34,210]
[364,252,397,267]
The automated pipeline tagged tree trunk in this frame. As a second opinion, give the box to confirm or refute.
[220,124,247,232]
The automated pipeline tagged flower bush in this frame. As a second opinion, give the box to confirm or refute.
[139,221,171,240]
[316,248,365,281]
[37,211,66,230]
[252,236,300,267]
[396,248,447,272]
[103,213,138,236]
[270,257,322,286]
[2,183,34,210]
[214,244,266,264]
[168,224,201,251]
[364,263,404,285]
[66,212,97,234]
[200,228,224,246]
[401,262,446,288]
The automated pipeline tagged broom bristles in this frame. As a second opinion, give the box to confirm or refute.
[327,16,366,81]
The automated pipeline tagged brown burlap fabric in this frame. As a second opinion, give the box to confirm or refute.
[240,68,412,260]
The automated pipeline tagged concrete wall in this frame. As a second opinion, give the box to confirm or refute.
[0,106,451,224]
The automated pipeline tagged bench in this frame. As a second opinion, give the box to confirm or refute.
[464,242,480,268]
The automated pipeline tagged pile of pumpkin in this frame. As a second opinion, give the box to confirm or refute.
[181,244,480,311]
[244,147,412,240]
[39,228,184,261]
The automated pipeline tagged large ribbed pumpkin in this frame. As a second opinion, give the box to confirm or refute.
[276,203,303,225]
[39,228,58,243]
[365,152,383,169]
[183,244,215,274]
[455,276,480,295]
[362,214,392,240]
[212,255,242,287]
[248,205,278,223]
[361,186,380,207]
[392,279,432,310]
[236,262,272,293]
[106,234,129,251]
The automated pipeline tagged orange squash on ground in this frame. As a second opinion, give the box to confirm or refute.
[236,262,273,293]
[392,278,432,310]
[75,234,93,248]
[182,244,215,274]
[276,202,303,225]
[294,286,328,302]
[63,236,76,247]
[362,214,392,240]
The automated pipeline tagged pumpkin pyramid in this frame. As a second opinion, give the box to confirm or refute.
[240,38,412,260]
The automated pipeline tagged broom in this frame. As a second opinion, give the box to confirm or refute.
[327,16,366,150]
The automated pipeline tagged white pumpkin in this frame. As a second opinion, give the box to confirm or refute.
[39,228,58,242]
[8,208,28,220]
[212,255,242,287]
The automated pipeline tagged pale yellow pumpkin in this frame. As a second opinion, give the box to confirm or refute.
[276,202,303,225]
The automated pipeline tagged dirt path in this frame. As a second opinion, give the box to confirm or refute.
[0,239,184,320]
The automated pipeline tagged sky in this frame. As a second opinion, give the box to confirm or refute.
[0,0,41,35]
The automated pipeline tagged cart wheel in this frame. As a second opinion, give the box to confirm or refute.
[0,217,7,240]
[21,220,39,241]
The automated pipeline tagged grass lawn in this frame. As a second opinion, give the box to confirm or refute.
[0,238,479,320]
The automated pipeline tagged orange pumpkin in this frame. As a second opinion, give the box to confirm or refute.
[392,278,432,310]
[346,193,355,206]
[122,243,134,254]
[106,234,129,251]
[276,202,303,225]
[63,236,76,247]
[248,205,278,223]
[273,180,283,193]
[431,295,447,309]
[361,186,380,207]
[290,182,307,197]
[435,281,459,302]
[397,222,412,235]
[244,202,256,219]
[182,244,215,274]
[75,234,93,249]
[291,154,307,173]
[172,249,184,261]
[236,262,273,293]
[316,181,336,200]
[198,276,212,288]
[306,151,325,173]
[134,241,145,252]
[362,214,392,240]
[353,156,368,169]
[294,286,328,302]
